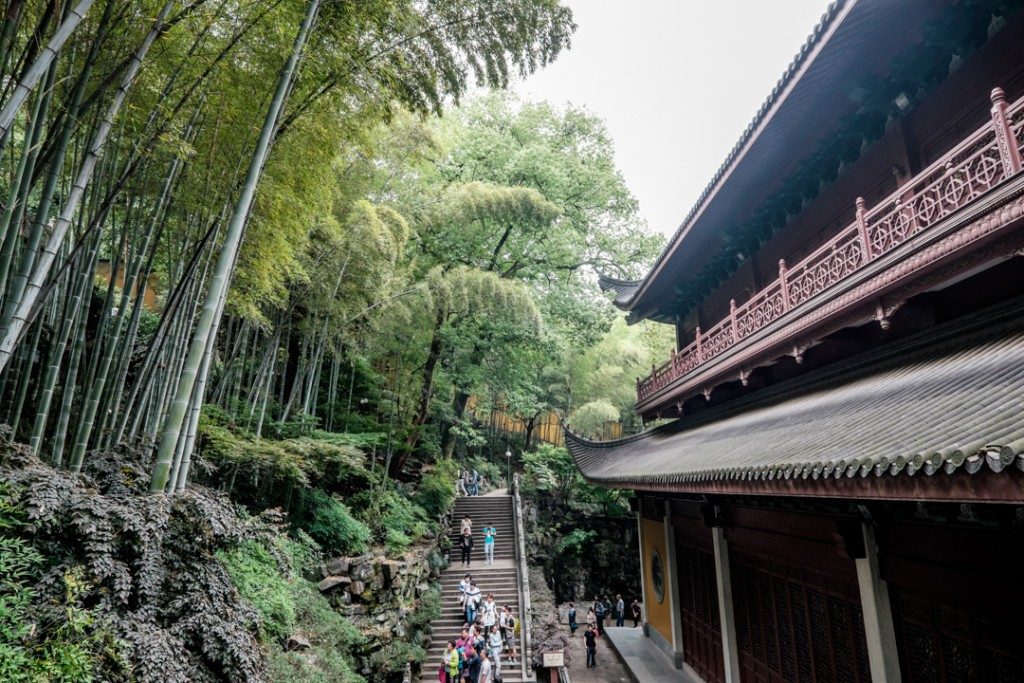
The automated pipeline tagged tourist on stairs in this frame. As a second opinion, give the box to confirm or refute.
[443,641,461,683]
[460,529,474,567]
[631,599,642,627]
[505,608,519,665]
[567,603,578,635]
[481,593,497,630]
[463,645,481,683]
[482,522,496,564]
[465,582,481,624]
[615,594,625,627]
[487,625,503,680]
[478,650,492,683]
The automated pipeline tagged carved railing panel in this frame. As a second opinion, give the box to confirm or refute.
[787,228,866,309]
[637,88,1024,406]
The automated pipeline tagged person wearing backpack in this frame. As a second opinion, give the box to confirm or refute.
[567,603,578,636]
[593,595,606,635]
[465,582,481,624]
[506,609,519,665]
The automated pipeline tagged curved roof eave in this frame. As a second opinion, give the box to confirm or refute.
[623,0,850,317]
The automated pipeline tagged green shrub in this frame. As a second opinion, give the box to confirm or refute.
[220,535,366,683]
[266,581,365,683]
[414,458,458,519]
[219,540,296,642]
[405,584,442,633]
[366,639,425,676]
[351,486,432,553]
[296,489,372,556]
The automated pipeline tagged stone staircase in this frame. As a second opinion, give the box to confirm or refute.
[421,492,525,682]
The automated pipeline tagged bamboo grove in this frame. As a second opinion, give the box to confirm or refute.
[0,0,584,489]
[0,0,675,504]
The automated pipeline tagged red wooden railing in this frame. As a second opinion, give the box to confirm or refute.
[638,87,1024,404]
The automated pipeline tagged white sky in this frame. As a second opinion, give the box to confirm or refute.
[515,0,832,237]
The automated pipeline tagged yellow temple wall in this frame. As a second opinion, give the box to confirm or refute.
[641,516,673,644]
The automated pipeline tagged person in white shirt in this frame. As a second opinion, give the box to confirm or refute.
[487,625,503,681]
[465,582,482,624]
[481,593,497,629]
[479,649,493,683]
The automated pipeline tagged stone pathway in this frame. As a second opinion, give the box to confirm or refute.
[421,493,524,682]
[564,627,632,682]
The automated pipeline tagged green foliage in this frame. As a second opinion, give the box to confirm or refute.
[522,444,631,516]
[414,458,459,518]
[569,317,674,428]
[0,445,270,682]
[219,540,297,642]
[555,528,596,556]
[295,489,372,557]
[405,584,443,633]
[198,408,369,488]
[220,537,366,683]
[567,399,620,439]
[366,639,427,676]
[0,481,126,682]
[352,485,433,553]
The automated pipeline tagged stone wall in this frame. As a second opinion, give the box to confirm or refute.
[316,518,450,679]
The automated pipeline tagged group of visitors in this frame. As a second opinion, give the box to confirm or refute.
[458,515,497,567]
[564,595,643,669]
[440,573,520,683]
[456,468,485,496]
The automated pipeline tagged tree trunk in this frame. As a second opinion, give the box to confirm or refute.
[150,0,321,492]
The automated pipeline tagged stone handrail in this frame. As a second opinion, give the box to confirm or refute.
[511,472,534,681]
[637,86,1024,407]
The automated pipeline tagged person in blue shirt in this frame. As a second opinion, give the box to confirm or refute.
[482,522,496,565]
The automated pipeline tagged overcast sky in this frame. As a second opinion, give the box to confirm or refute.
[515,0,832,237]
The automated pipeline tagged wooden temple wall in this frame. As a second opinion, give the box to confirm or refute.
[637,494,1024,683]
[467,397,625,448]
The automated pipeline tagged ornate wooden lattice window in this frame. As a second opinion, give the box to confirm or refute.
[730,549,870,683]
[676,529,724,683]
[893,589,1024,683]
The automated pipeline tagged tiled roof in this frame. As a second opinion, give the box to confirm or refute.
[615,0,846,312]
[566,300,1024,491]
[597,273,642,310]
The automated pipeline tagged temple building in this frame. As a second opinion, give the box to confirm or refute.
[566,1,1024,681]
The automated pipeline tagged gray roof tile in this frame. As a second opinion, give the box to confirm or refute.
[566,300,1024,490]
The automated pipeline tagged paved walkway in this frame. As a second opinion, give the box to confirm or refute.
[603,627,701,682]
[563,627,631,682]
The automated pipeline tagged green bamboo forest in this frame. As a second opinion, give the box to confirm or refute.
[0,2,669,681]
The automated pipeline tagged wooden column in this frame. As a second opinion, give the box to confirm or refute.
[663,501,685,668]
[636,496,649,635]
[855,522,901,682]
[712,523,742,683]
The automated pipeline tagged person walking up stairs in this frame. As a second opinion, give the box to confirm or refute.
[422,491,524,682]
